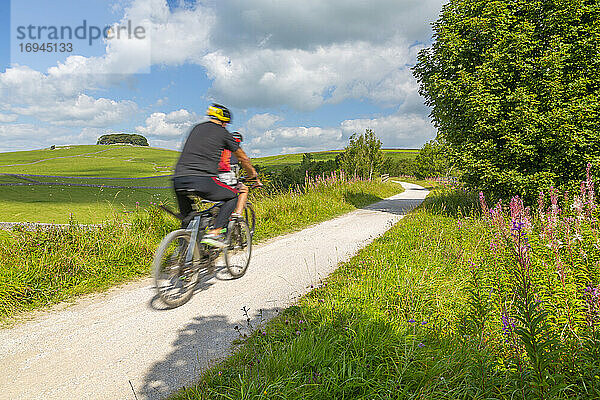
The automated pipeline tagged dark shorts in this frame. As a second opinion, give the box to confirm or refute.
[173,175,238,200]
[173,175,239,228]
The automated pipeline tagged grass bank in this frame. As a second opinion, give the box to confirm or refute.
[173,184,600,399]
[0,178,403,323]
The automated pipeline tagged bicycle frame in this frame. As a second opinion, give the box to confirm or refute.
[183,202,222,265]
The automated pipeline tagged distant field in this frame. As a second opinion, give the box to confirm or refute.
[254,149,418,171]
[0,145,418,223]
[0,145,178,177]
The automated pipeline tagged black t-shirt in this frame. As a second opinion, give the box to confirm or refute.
[174,122,240,177]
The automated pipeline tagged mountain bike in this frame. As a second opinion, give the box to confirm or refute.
[153,193,255,307]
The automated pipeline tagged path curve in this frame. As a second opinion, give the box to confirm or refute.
[0,182,429,400]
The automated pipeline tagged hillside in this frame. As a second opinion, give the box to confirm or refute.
[0,145,418,223]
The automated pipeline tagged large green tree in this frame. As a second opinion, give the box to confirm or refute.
[414,0,600,199]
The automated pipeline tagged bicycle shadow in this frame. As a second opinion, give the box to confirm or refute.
[138,306,281,399]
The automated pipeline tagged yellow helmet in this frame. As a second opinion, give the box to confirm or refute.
[206,103,231,123]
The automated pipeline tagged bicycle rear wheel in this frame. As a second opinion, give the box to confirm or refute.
[224,218,252,278]
[153,229,199,307]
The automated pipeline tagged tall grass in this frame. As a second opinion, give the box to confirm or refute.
[172,170,600,399]
[0,176,402,322]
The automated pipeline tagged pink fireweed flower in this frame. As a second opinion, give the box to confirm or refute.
[572,196,585,220]
[479,192,489,219]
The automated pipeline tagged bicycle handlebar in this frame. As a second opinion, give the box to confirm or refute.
[239,176,263,189]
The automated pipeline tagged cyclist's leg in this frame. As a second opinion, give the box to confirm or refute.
[173,177,195,227]
[203,177,238,231]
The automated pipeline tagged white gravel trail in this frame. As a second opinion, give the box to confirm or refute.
[0,182,428,400]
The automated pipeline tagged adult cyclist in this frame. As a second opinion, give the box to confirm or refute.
[173,104,261,248]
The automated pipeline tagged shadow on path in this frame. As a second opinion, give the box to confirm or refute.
[363,197,425,216]
[139,307,280,400]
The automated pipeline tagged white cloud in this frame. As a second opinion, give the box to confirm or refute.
[136,109,199,139]
[341,113,435,148]
[248,126,343,156]
[0,0,442,152]
[0,114,18,123]
[215,0,444,50]
[0,124,121,152]
[245,111,436,156]
[246,113,283,132]
[201,37,422,110]
[10,95,138,127]
[124,0,214,66]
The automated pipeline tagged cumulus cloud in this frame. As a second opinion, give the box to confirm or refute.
[244,110,436,156]
[341,113,435,148]
[0,124,63,152]
[246,113,283,131]
[201,0,444,109]
[136,109,199,140]
[248,126,343,155]
[215,0,444,50]
[202,37,423,110]
[0,114,18,123]
[10,95,138,127]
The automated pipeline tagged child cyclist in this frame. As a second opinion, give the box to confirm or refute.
[218,132,251,218]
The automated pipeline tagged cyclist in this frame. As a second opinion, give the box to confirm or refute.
[173,104,261,248]
[217,131,252,218]
[218,131,243,186]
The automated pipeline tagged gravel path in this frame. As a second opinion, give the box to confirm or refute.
[0,182,428,400]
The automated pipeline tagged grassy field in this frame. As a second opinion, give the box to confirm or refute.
[0,178,403,322]
[0,185,174,223]
[0,145,418,223]
[254,149,418,171]
[0,145,178,177]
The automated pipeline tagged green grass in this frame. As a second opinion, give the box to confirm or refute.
[0,185,174,223]
[0,179,403,322]
[0,145,417,223]
[171,190,492,399]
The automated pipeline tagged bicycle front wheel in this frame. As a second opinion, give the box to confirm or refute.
[224,219,252,278]
[153,229,199,307]
[244,202,256,236]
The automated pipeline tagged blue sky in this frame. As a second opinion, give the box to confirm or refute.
[0,0,445,156]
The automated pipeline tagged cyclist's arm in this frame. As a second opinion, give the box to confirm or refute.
[233,148,258,179]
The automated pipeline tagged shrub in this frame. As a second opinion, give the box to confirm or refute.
[97,134,149,146]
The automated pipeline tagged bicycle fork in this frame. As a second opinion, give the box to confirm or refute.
[185,217,201,264]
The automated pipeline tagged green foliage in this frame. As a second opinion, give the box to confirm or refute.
[337,129,385,180]
[414,0,600,200]
[414,140,451,178]
[97,133,149,146]
[381,156,417,177]
[265,153,338,188]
